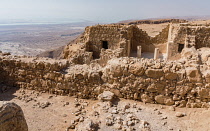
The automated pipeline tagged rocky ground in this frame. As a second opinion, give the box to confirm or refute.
[0,86,210,131]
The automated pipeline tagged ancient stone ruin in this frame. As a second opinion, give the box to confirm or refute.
[61,24,170,65]
[1,19,210,109]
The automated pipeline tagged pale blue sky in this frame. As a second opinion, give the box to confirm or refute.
[0,0,209,23]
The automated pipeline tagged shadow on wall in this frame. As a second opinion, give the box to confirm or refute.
[0,85,19,101]
[86,40,110,59]
[0,63,19,101]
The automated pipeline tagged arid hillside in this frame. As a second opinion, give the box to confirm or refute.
[0,23,91,56]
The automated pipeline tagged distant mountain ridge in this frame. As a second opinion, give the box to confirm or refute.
[118,19,187,25]
[118,16,210,24]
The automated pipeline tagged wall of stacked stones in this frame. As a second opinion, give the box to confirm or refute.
[0,56,71,93]
[1,55,210,108]
[62,24,171,60]
[174,26,210,50]
[147,25,170,54]
[61,43,93,65]
[0,56,105,98]
[132,25,169,54]
[151,25,169,44]
[99,48,125,66]
[84,25,125,58]
[194,27,210,49]
[102,58,210,108]
[131,26,151,52]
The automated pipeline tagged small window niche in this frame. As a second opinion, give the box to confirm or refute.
[102,41,108,49]
[178,43,184,53]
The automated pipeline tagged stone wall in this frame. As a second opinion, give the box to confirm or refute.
[83,25,128,59]
[61,24,170,62]
[131,26,151,53]
[144,25,170,54]
[99,48,125,67]
[102,57,210,108]
[151,25,170,44]
[0,55,69,91]
[61,43,93,64]
[1,51,210,108]
[169,25,210,57]
[83,24,170,56]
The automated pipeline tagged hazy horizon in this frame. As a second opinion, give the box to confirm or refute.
[1,0,210,24]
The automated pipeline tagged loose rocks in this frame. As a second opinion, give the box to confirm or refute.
[98,91,115,101]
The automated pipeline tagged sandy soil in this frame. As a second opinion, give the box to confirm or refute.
[1,87,210,131]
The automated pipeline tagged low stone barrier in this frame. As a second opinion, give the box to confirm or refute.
[1,55,210,108]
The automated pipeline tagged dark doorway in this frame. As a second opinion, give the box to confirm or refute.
[178,43,184,52]
[102,41,108,49]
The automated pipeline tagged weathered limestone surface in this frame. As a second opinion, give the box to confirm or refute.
[0,102,28,131]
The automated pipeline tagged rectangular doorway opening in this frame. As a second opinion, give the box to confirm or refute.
[102,41,108,49]
[178,43,184,52]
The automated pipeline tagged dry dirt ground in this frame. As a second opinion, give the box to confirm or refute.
[1,87,210,131]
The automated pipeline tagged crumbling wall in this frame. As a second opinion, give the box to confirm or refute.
[171,25,210,57]
[61,24,171,62]
[99,48,125,66]
[102,57,210,108]
[82,25,127,59]
[0,55,70,92]
[62,43,93,64]
[128,25,169,54]
[139,25,169,54]
[119,19,187,25]
[151,25,170,44]
[131,26,151,53]
[1,53,210,108]
[194,27,210,49]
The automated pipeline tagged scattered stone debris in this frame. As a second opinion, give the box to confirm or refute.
[169,106,176,111]
[98,91,115,101]
[175,112,186,117]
